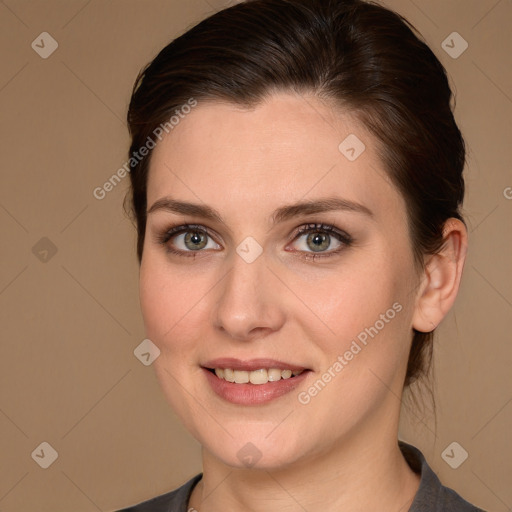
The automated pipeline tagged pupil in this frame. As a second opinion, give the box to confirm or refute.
[185,231,207,250]
[307,232,329,252]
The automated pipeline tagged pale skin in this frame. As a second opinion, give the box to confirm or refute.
[139,92,468,512]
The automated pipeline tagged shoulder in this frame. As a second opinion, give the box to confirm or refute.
[399,441,486,512]
[116,473,202,512]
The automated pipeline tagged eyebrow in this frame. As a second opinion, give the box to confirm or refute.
[147,197,374,225]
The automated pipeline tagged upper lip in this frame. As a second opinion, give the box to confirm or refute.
[202,358,308,372]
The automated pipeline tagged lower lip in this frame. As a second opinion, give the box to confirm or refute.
[203,368,310,405]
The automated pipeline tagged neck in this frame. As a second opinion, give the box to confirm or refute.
[189,406,420,512]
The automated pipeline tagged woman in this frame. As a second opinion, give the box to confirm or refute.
[119,0,484,510]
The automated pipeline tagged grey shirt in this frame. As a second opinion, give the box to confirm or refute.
[118,442,485,511]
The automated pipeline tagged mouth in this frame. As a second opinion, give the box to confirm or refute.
[201,358,311,405]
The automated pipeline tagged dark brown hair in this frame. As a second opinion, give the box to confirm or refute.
[125,0,466,388]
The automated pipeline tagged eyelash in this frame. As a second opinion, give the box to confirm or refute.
[154,222,353,261]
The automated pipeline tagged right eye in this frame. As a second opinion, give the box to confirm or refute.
[156,224,222,257]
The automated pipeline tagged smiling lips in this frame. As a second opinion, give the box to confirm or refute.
[202,358,310,404]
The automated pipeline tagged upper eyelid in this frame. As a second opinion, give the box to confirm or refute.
[160,223,225,244]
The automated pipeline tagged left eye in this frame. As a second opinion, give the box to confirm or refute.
[172,229,220,251]
[289,224,352,254]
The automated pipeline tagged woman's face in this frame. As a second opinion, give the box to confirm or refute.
[140,92,422,469]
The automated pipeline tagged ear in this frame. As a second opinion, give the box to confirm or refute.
[412,218,468,333]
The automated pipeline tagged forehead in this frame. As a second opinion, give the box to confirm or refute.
[146,93,402,220]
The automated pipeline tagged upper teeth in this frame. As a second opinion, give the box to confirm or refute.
[214,368,304,385]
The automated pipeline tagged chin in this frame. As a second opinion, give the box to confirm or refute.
[198,427,315,471]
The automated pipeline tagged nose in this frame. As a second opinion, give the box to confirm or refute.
[212,250,286,341]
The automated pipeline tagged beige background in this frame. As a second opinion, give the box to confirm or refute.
[0,0,510,510]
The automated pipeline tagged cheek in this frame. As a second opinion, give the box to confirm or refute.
[298,251,414,383]
[139,260,171,342]
[298,276,412,429]
[303,259,399,334]
[139,256,213,353]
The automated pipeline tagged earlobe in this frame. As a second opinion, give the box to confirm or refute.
[412,218,468,333]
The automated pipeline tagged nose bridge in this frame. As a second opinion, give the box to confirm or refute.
[213,246,285,340]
